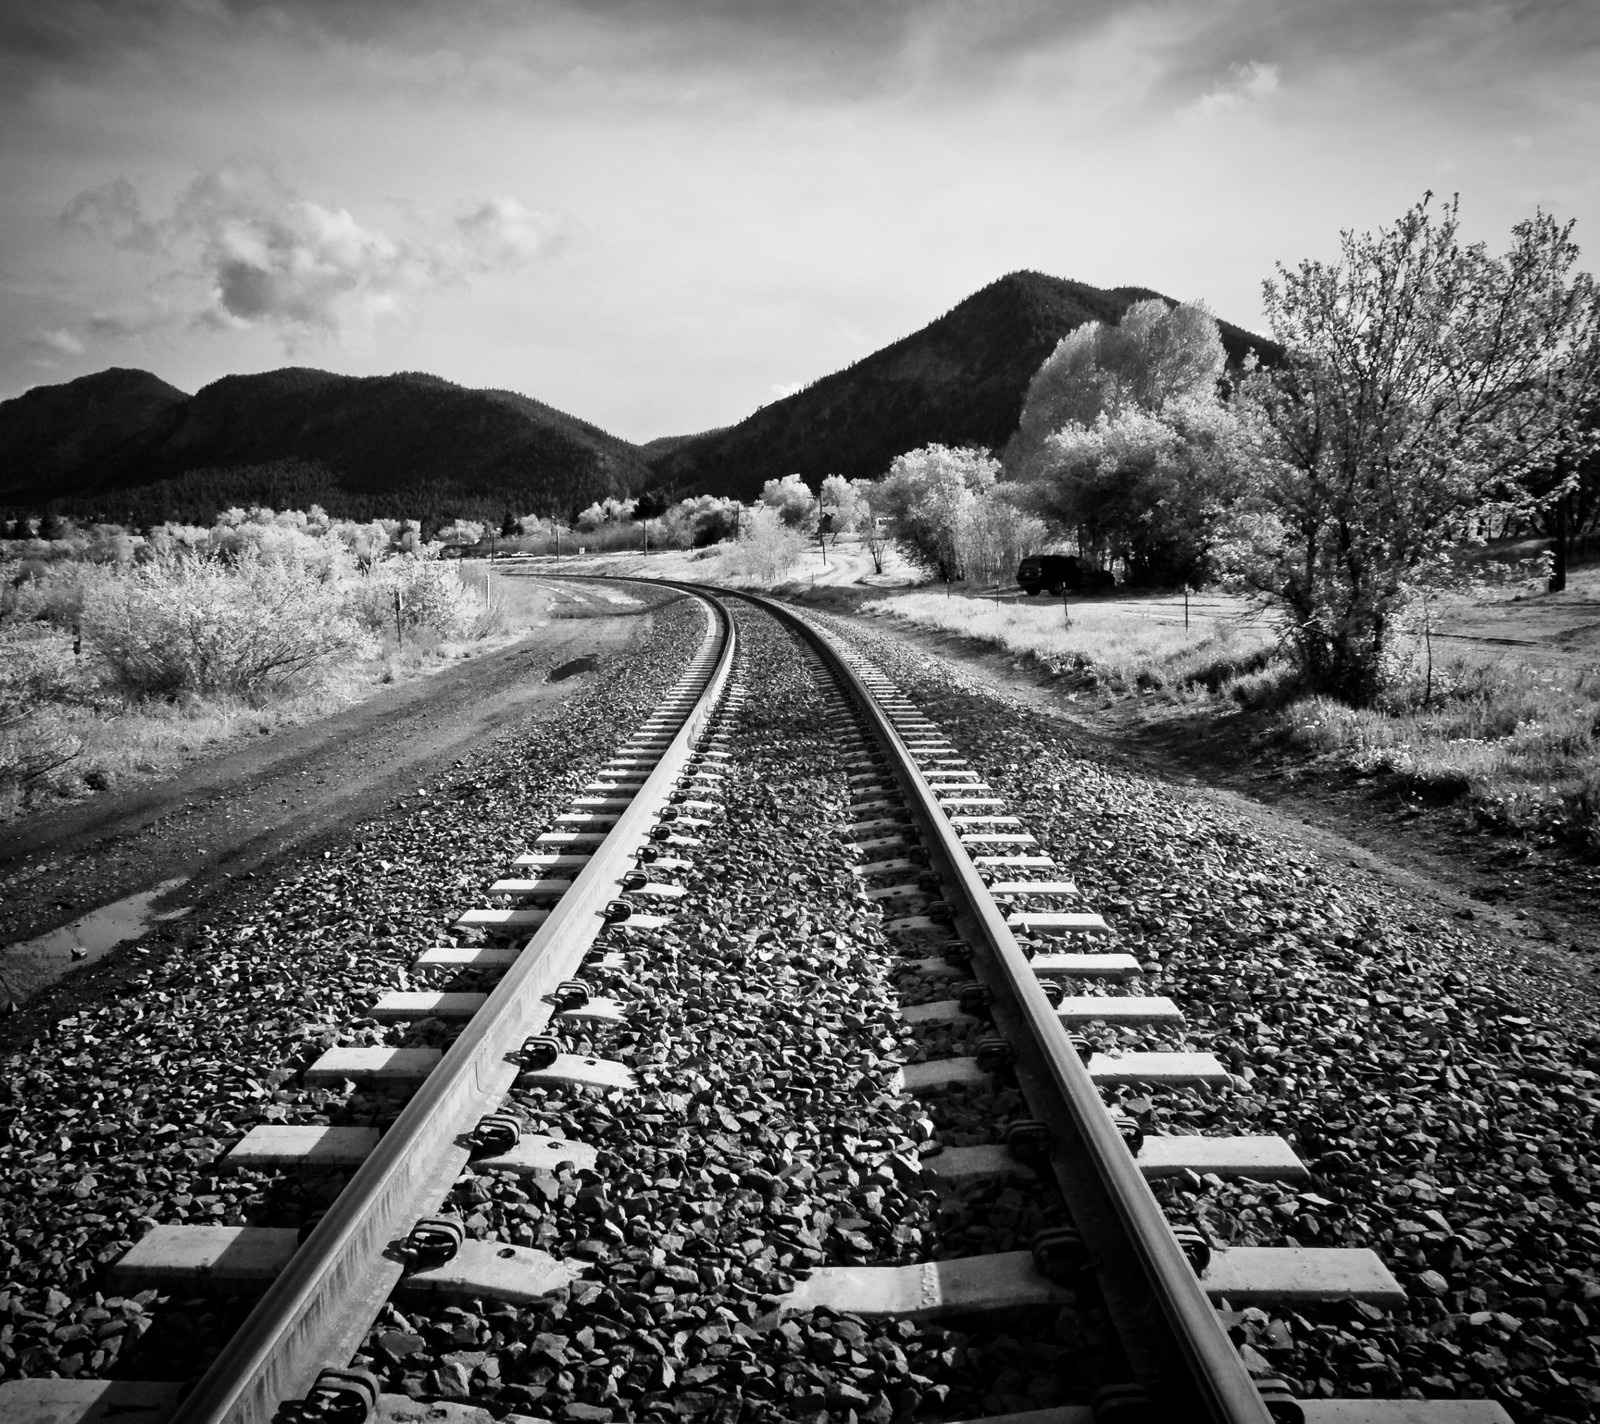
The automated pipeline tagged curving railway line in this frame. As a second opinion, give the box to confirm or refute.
[2,580,1518,1424]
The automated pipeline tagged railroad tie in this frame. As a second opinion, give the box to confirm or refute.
[924,1135,1312,1186]
[771,1245,1404,1317]
[225,1122,600,1176]
[897,1052,1231,1091]
[302,1046,442,1086]
[367,991,626,1025]
[106,1226,583,1307]
[899,994,1184,1028]
[899,951,1143,980]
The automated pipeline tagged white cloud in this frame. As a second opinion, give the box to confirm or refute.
[27,328,85,355]
[770,380,806,398]
[59,164,572,348]
[452,196,573,273]
[1177,59,1280,121]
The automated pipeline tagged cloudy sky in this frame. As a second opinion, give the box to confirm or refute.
[2,0,1597,441]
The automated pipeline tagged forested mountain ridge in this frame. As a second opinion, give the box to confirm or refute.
[644,270,1277,501]
[0,367,650,524]
[1,271,1274,522]
[0,368,190,497]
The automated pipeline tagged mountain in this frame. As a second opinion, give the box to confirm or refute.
[0,368,650,524]
[644,270,1277,500]
[1,270,1277,523]
[0,368,189,495]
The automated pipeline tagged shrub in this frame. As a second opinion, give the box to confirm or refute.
[346,556,486,641]
[712,506,808,585]
[0,627,84,802]
[82,552,374,700]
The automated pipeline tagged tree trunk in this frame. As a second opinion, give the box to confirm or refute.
[1548,491,1569,593]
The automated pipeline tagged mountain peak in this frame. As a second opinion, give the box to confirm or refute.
[645,272,1273,499]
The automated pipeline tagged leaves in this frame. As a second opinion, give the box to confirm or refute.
[1233,193,1600,704]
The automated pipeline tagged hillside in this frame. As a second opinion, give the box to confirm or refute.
[0,368,650,524]
[0,368,189,496]
[645,271,1277,500]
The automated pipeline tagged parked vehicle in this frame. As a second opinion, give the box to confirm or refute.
[1016,553,1083,595]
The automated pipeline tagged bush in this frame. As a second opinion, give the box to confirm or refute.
[712,507,808,585]
[0,627,84,803]
[346,556,487,641]
[82,552,374,700]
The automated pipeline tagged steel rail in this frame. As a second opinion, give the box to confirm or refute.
[735,590,1273,1423]
[170,588,734,1424]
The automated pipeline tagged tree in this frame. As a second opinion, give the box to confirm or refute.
[819,474,866,539]
[875,445,1000,581]
[1027,397,1246,587]
[1006,300,1227,477]
[435,518,486,549]
[500,509,519,538]
[633,489,671,521]
[1230,194,1600,704]
[37,512,66,542]
[847,479,889,574]
[956,490,1048,586]
[719,504,807,584]
[1522,402,1600,591]
[683,495,741,547]
[576,497,636,531]
[760,474,817,530]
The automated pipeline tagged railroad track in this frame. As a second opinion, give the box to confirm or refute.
[3,581,1513,1424]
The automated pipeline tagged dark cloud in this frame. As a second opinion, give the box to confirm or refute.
[7,0,1594,118]
[1154,0,1600,101]
[0,0,1140,101]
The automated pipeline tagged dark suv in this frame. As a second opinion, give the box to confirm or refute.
[1016,554,1083,595]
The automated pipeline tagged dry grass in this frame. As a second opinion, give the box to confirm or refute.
[0,631,529,822]
[0,570,515,823]
[843,579,1600,852]
[855,590,1279,693]
[1278,657,1600,849]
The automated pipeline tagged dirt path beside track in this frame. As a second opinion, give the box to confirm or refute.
[0,601,653,1006]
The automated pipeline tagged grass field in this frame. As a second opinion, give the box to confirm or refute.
[852,588,1279,691]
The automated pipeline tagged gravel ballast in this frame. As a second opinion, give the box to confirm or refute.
[810,606,1600,1424]
[0,587,706,1387]
[353,602,1108,1422]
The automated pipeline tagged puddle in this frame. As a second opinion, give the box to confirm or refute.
[0,877,191,1007]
